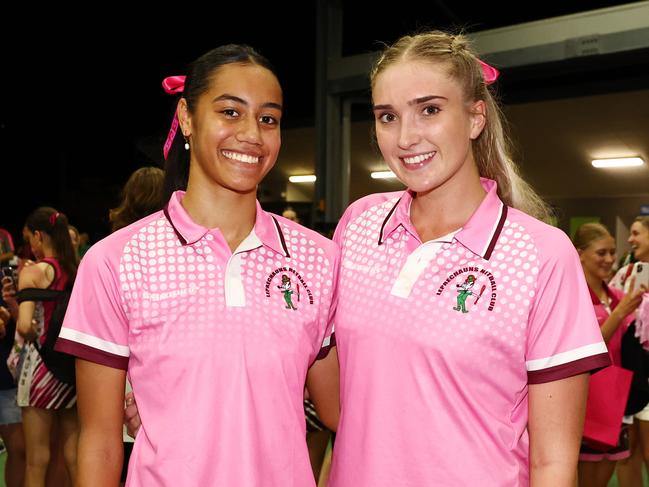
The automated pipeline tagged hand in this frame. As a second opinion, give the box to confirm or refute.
[124,391,141,439]
[616,278,648,318]
[0,307,9,339]
[1,277,18,320]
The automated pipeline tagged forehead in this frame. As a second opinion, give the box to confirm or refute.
[632,221,649,232]
[588,235,615,248]
[373,60,460,100]
[204,63,282,105]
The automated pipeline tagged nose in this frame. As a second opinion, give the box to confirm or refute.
[397,116,421,149]
[236,116,262,145]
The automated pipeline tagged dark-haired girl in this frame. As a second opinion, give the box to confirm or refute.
[17,207,78,486]
[58,45,339,487]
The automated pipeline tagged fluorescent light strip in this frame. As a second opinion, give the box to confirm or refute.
[371,171,397,179]
[288,175,316,183]
[591,157,645,168]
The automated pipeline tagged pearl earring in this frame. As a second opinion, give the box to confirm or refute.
[183,135,190,151]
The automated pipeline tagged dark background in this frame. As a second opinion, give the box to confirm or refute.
[0,1,629,246]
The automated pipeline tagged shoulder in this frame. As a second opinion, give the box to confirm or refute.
[18,262,47,289]
[344,191,404,219]
[270,214,338,259]
[610,264,631,291]
[81,211,166,273]
[336,191,405,233]
[504,208,576,264]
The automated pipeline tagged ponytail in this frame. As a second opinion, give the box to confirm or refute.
[25,207,78,283]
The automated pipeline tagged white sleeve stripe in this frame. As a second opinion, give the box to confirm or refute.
[526,342,608,371]
[59,327,130,357]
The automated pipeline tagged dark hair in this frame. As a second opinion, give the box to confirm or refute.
[164,44,279,200]
[25,207,78,283]
[110,166,165,232]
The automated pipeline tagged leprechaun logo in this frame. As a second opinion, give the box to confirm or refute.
[436,266,498,312]
[278,275,298,310]
[265,267,314,310]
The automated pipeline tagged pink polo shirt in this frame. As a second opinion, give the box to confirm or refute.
[56,191,339,487]
[589,283,633,366]
[329,178,610,487]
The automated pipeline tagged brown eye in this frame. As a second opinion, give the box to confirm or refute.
[423,105,440,115]
[378,113,396,123]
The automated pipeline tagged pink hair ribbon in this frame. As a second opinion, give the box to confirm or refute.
[478,59,499,85]
[162,75,186,160]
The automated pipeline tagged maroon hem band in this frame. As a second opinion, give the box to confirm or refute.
[527,353,611,384]
[55,338,129,370]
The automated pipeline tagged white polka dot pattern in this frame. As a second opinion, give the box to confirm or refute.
[337,202,539,367]
[117,217,335,362]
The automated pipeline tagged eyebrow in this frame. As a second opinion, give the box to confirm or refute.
[372,95,448,111]
[212,94,282,111]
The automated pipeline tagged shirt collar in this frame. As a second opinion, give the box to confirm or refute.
[588,281,620,309]
[163,191,290,257]
[454,178,508,261]
[377,178,508,261]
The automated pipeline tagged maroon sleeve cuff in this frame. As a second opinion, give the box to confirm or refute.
[55,338,129,370]
[528,352,611,384]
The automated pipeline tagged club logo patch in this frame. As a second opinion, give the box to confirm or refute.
[436,266,498,312]
[265,267,314,310]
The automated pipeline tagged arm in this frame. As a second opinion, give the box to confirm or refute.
[2,277,19,320]
[306,347,340,431]
[76,359,126,487]
[600,286,646,342]
[528,373,588,487]
[0,306,9,339]
[16,265,41,341]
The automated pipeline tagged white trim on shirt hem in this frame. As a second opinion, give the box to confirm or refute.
[59,327,130,357]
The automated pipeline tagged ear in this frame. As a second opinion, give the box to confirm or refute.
[177,98,192,138]
[32,230,43,246]
[469,100,486,140]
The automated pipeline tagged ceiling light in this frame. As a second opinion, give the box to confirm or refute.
[591,157,645,168]
[371,171,397,179]
[288,175,316,183]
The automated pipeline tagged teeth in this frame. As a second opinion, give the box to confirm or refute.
[403,152,435,164]
[222,150,260,164]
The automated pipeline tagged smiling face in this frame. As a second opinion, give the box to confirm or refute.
[371,60,485,195]
[629,220,649,262]
[179,63,282,196]
[579,235,616,282]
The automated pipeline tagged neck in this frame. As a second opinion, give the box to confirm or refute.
[410,166,486,242]
[585,272,605,298]
[40,241,56,260]
[182,176,257,250]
